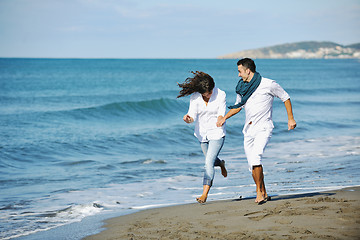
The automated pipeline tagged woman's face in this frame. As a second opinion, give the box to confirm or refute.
[202,90,213,99]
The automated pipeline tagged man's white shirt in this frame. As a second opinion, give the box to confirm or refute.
[235,78,290,135]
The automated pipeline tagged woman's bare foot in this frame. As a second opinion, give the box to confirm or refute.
[196,196,207,203]
[220,160,227,178]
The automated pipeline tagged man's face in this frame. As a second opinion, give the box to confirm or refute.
[238,65,251,82]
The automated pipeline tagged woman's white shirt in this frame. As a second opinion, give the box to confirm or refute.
[187,87,226,142]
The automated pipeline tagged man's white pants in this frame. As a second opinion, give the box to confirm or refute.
[243,127,272,172]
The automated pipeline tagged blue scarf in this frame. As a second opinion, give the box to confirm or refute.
[228,72,262,109]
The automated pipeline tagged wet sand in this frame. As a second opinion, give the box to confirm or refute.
[84,186,360,240]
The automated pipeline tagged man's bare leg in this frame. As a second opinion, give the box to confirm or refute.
[196,185,210,203]
[252,165,267,203]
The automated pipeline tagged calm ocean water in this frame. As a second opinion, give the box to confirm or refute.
[1,58,360,239]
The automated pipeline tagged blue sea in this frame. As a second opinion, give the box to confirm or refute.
[1,58,360,239]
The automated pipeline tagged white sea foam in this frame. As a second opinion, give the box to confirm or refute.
[3,136,360,240]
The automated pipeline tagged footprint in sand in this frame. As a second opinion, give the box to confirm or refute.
[244,211,270,221]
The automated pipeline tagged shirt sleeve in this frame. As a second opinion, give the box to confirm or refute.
[270,81,290,102]
[187,94,198,121]
[235,94,241,105]
[217,91,226,117]
[234,94,244,109]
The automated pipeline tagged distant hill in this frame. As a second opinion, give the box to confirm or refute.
[218,41,360,59]
[347,43,360,49]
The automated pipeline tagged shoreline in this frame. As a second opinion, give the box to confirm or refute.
[84,186,360,240]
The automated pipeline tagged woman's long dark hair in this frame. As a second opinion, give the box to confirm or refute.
[177,71,215,98]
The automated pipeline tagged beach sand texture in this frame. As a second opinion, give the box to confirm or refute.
[85,187,360,240]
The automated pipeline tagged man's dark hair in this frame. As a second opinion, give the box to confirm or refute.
[237,58,256,72]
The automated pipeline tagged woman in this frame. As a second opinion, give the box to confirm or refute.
[177,71,227,203]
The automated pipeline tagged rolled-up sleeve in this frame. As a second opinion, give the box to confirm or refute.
[235,94,241,105]
[234,94,244,109]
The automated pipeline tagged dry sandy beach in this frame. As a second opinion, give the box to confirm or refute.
[84,187,360,240]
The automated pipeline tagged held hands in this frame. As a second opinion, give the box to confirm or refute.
[216,116,225,127]
[288,118,297,130]
[183,114,194,124]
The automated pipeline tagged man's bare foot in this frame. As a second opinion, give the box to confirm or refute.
[255,192,265,204]
[196,196,207,204]
[220,160,227,178]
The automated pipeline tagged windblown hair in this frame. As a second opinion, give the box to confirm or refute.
[177,71,215,98]
[237,58,256,73]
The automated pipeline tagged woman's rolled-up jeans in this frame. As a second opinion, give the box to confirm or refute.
[200,137,225,186]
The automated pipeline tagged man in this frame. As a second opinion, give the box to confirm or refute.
[217,58,296,204]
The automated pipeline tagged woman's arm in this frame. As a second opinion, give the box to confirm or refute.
[183,114,194,123]
[184,94,197,124]
[217,90,227,123]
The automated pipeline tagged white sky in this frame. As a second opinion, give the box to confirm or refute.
[0,0,359,58]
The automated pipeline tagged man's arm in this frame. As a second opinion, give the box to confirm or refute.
[284,99,296,130]
[216,108,241,127]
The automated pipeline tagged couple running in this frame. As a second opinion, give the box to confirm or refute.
[177,58,297,204]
